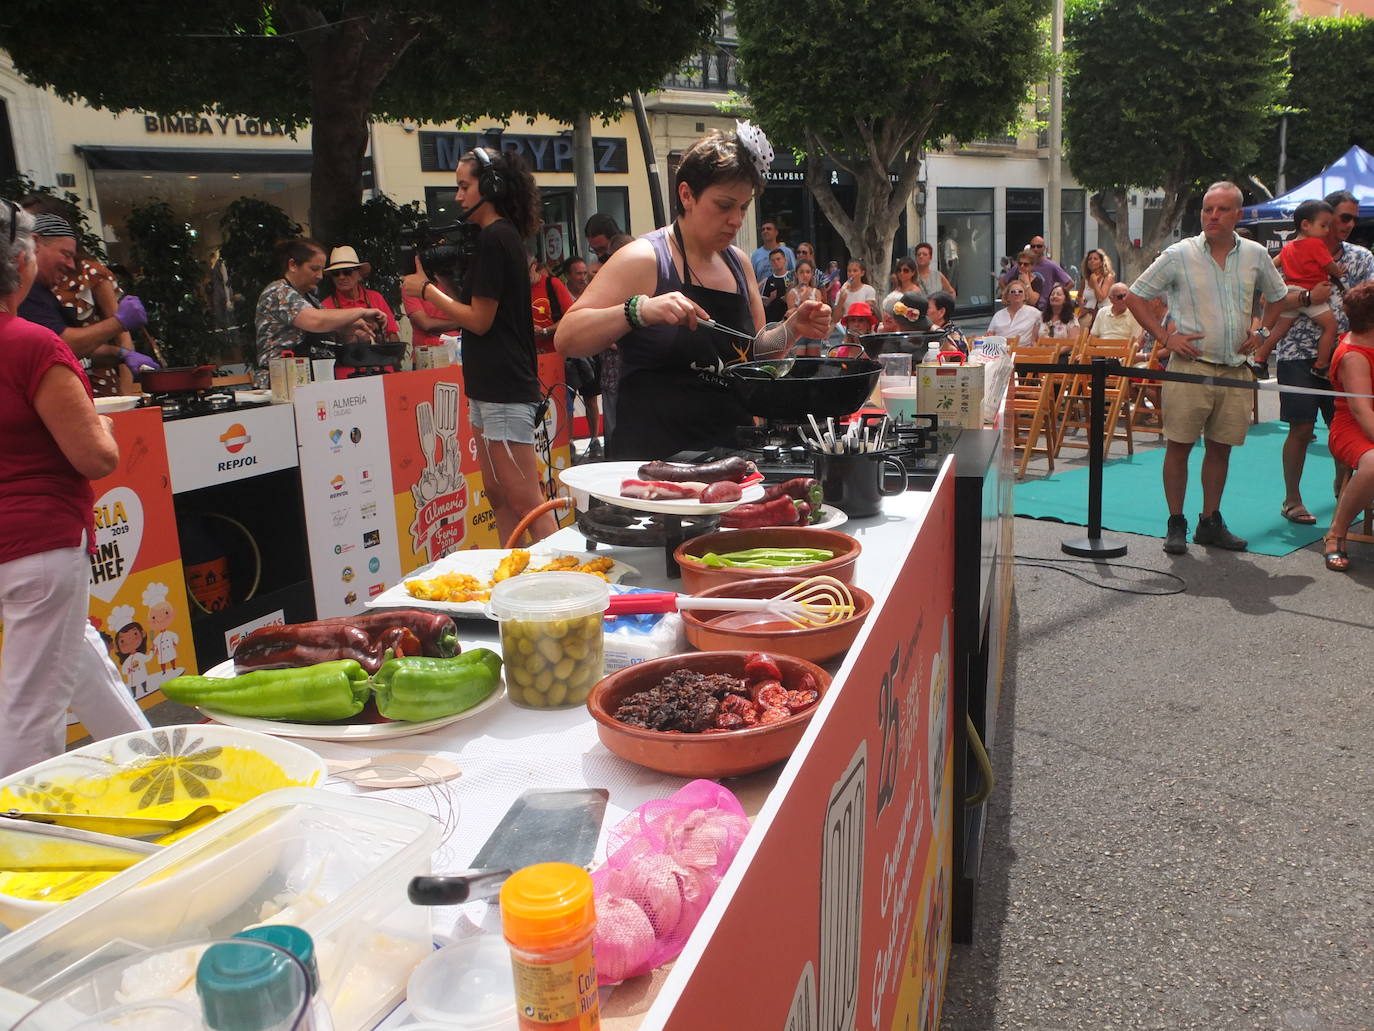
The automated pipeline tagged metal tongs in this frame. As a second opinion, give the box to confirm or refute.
[2,804,222,839]
[0,819,162,872]
[699,317,755,342]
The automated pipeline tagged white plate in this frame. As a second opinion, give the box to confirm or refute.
[199,653,505,742]
[808,504,848,531]
[367,549,638,617]
[558,461,765,515]
[94,395,142,413]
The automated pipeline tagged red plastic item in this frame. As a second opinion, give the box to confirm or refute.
[604,592,681,617]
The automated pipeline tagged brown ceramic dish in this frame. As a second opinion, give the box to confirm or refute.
[587,651,832,778]
[680,577,874,664]
[673,526,861,595]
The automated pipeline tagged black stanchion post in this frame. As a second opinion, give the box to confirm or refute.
[1063,356,1128,558]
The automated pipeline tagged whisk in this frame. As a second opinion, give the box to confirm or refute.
[604,575,856,629]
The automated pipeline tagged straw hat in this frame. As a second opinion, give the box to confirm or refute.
[324,246,371,276]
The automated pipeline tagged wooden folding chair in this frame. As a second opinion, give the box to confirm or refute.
[1124,338,1166,443]
[1052,336,1137,459]
[1008,342,1062,479]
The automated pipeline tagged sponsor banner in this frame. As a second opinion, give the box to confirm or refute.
[654,473,955,1031]
[0,408,200,741]
[293,379,403,618]
[166,403,299,494]
[224,609,287,656]
[383,359,573,575]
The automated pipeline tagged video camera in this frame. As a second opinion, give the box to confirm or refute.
[399,219,482,292]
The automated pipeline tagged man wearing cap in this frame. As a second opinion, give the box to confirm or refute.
[18,214,157,375]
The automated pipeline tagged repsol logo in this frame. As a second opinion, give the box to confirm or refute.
[216,456,259,472]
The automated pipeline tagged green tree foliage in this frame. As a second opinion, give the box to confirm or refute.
[735,0,1050,290]
[0,174,107,261]
[125,201,216,367]
[1064,0,1288,277]
[0,1,720,243]
[1254,17,1374,190]
[327,195,426,311]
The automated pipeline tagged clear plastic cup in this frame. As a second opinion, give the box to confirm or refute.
[406,936,515,1030]
[485,572,609,710]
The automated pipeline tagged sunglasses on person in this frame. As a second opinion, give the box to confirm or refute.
[1338,213,1358,224]
[1030,242,1045,249]
[329,268,359,277]
[1110,292,1128,300]
[1018,261,1033,267]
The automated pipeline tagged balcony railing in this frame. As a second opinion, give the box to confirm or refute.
[662,43,739,92]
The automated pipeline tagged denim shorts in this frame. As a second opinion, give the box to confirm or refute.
[1277,358,1334,426]
[468,399,539,444]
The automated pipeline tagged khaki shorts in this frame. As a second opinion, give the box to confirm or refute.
[1161,355,1253,448]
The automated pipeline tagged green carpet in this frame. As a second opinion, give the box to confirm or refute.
[1014,421,1338,557]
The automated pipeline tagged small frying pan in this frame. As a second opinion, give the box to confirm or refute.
[140,364,216,393]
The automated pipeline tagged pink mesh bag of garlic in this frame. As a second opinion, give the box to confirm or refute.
[591,779,752,984]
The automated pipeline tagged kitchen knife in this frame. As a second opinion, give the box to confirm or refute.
[407,787,609,906]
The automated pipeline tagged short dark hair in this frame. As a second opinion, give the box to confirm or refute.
[929,291,957,321]
[584,213,622,238]
[1325,189,1358,210]
[566,257,588,272]
[769,247,785,258]
[275,237,326,273]
[1344,280,1374,333]
[1294,199,1333,231]
[673,130,765,217]
[915,242,934,257]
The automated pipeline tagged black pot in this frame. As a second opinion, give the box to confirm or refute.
[725,357,881,421]
[859,329,951,357]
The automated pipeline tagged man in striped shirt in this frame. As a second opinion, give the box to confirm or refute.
[1126,181,1310,555]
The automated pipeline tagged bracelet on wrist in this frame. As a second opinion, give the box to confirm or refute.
[624,294,646,329]
[421,281,432,302]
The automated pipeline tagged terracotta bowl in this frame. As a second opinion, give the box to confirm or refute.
[673,526,861,595]
[680,577,874,664]
[587,651,831,778]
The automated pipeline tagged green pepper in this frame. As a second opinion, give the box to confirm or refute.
[372,648,504,722]
[698,547,834,568]
[163,660,370,721]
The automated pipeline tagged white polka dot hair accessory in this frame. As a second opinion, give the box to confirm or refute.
[735,120,775,178]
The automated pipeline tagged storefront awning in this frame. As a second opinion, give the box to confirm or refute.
[76,146,316,174]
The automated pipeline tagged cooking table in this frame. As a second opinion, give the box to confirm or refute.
[298,469,960,1030]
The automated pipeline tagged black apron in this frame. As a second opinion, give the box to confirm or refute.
[283,280,336,358]
[610,226,756,461]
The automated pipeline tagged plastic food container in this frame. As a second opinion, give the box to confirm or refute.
[0,788,440,1031]
[486,572,609,710]
[406,935,516,1030]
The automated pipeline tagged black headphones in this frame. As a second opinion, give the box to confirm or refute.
[471,147,508,202]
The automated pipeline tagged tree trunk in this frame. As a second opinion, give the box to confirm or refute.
[1089,183,1193,284]
[309,94,372,245]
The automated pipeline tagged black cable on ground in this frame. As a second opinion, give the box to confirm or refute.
[1012,553,1188,596]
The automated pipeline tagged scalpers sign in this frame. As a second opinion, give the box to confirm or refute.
[419,132,628,175]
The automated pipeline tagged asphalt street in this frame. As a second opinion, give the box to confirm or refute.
[941,419,1374,1029]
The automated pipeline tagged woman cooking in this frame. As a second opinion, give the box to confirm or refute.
[0,200,149,775]
[555,124,830,460]
[254,238,387,379]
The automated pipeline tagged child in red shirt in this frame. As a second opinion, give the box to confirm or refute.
[1253,199,1345,380]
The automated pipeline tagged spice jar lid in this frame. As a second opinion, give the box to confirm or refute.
[500,862,596,948]
[485,571,610,622]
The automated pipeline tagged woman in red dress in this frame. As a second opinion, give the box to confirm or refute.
[1322,281,1374,571]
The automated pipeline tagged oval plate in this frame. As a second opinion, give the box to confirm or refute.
[558,461,764,515]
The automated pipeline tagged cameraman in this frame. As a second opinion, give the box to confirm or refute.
[402,148,558,545]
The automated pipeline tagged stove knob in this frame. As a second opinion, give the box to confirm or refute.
[789,446,809,464]
[762,445,782,462]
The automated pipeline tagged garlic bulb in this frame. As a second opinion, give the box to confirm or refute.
[594,894,656,985]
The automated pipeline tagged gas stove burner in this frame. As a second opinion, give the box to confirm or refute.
[576,501,719,578]
[139,388,273,421]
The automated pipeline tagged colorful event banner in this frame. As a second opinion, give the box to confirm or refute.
[384,358,573,576]
[83,408,196,736]
[292,377,404,620]
[657,474,957,1030]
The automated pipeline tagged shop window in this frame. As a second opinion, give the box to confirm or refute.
[0,100,16,180]
[1005,187,1043,263]
[936,187,995,310]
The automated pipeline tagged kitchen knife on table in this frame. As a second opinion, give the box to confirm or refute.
[407,787,609,906]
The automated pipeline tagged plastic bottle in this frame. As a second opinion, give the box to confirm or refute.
[499,863,600,1031]
[196,937,315,1031]
[234,925,334,1031]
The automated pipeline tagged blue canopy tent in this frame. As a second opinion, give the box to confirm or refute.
[1241,145,1374,224]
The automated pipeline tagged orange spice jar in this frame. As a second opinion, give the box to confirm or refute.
[499,863,601,1031]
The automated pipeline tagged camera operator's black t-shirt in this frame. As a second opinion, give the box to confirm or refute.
[461,218,540,404]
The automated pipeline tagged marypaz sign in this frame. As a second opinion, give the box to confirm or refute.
[419,132,629,175]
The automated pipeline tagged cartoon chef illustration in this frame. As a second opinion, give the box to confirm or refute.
[111,604,149,694]
[143,582,180,674]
